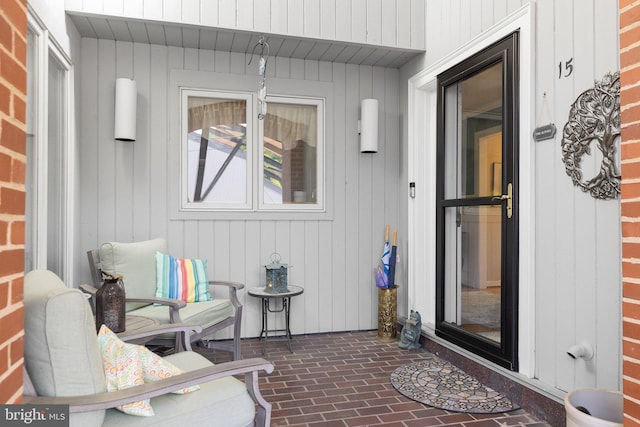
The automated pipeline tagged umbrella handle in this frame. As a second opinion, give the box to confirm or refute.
[385,225,390,242]
[393,231,397,246]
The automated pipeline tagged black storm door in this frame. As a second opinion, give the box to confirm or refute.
[435,33,519,370]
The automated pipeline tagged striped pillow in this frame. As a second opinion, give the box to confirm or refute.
[155,252,212,302]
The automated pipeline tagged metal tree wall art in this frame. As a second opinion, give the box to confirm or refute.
[561,71,621,200]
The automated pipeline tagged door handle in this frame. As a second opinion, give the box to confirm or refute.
[491,183,512,218]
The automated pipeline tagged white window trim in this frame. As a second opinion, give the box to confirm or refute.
[169,69,334,221]
[407,3,535,377]
[258,95,325,212]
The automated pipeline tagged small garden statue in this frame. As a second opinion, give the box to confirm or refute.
[398,310,422,350]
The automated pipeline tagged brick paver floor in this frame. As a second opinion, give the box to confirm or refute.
[197,330,552,427]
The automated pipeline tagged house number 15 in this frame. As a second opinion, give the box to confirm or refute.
[559,58,574,79]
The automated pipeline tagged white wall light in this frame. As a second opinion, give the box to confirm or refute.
[359,98,378,153]
[114,78,137,141]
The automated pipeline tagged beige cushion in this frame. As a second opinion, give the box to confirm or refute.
[99,239,234,339]
[131,299,234,338]
[99,239,168,311]
[102,352,255,427]
[24,270,106,427]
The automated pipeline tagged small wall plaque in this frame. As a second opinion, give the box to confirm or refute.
[533,124,557,141]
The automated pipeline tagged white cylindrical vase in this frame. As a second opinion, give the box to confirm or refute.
[114,78,137,141]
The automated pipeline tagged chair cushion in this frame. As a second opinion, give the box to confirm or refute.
[97,325,199,417]
[102,351,255,427]
[130,299,234,339]
[155,252,211,303]
[24,270,106,427]
[100,238,168,311]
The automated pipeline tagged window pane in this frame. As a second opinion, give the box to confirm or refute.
[262,102,317,205]
[47,53,65,275]
[186,96,248,204]
[444,62,503,199]
[444,205,502,343]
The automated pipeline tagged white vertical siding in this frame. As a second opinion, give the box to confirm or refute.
[593,0,622,388]
[64,0,425,50]
[320,0,336,41]
[76,40,402,338]
[79,38,99,253]
[532,0,620,393]
[568,0,597,393]
[254,0,270,32]
[331,61,348,330]
[404,0,620,396]
[549,0,577,393]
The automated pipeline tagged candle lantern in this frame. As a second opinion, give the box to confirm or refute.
[96,272,126,333]
[265,253,289,293]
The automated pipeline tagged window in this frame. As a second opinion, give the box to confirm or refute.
[182,90,253,210]
[180,89,324,213]
[259,96,323,211]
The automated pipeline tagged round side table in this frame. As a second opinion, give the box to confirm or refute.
[248,285,304,354]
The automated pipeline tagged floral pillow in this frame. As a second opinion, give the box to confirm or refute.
[155,252,212,302]
[97,325,199,416]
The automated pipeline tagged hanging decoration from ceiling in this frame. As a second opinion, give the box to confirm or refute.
[561,70,621,200]
[249,35,270,120]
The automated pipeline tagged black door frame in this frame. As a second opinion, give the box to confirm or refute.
[435,32,519,370]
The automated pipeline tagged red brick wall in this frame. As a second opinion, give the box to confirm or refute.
[0,0,26,405]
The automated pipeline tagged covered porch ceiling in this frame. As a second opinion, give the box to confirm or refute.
[67,12,424,68]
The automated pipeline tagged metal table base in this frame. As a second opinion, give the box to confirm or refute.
[249,285,304,355]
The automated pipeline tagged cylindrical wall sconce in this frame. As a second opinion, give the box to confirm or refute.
[114,78,137,141]
[359,98,378,153]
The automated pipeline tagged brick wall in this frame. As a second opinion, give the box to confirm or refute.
[621,0,640,424]
[290,140,305,197]
[0,0,26,405]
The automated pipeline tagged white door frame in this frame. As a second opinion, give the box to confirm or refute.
[27,8,76,285]
[407,3,536,377]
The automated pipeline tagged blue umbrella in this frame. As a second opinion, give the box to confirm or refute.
[381,225,390,279]
[388,231,398,288]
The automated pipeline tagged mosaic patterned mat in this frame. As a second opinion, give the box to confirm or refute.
[390,358,519,413]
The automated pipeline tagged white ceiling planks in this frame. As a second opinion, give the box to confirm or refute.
[127,21,150,44]
[145,23,166,45]
[67,13,423,68]
[182,27,200,49]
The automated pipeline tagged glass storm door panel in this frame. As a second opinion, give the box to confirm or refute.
[436,33,519,370]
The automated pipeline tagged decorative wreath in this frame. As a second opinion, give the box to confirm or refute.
[561,71,621,200]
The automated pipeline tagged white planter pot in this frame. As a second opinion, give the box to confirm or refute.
[565,389,623,427]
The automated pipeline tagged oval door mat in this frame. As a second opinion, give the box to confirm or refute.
[390,358,519,414]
